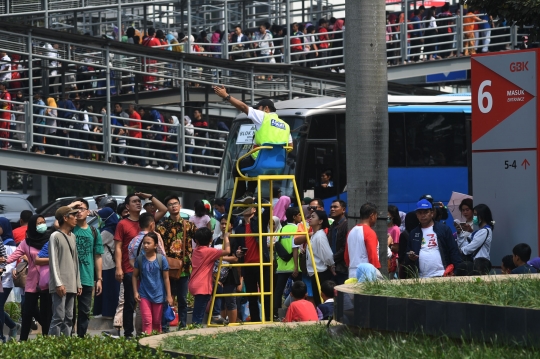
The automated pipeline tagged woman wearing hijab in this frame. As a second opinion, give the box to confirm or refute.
[331,19,345,73]
[184,116,195,173]
[93,207,120,318]
[6,214,52,340]
[0,217,20,342]
[45,97,59,155]
[274,196,291,226]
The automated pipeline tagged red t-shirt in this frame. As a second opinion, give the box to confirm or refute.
[12,225,27,244]
[188,246,223,295]
[284,299,318,322]
[0,91,11,120]
[244,223,260,263]
[114,218,141,273]
[128,111,142,138]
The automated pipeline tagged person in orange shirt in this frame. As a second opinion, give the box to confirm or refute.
[283,281,318,322]
[463,10,485,56]
[12,210,33,244]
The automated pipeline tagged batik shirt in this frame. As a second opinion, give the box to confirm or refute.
[157,218,196,277]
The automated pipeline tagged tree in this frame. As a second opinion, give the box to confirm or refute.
[345,0,389,275]
[465,0,540,26]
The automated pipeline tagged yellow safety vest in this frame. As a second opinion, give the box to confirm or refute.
[252,112,290,159]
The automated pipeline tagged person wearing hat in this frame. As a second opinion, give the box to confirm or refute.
[48,206,82,336]
[404,194,449,231]
[143,200,156,217]
[405,199,461,278]
[0,80,11,149]
[213,85,292,203]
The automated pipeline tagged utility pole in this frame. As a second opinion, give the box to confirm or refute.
[345,0,389,275]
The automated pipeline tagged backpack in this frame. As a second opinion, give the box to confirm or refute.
[275,228,294,262]
[136,238,164,279]
[291,36,303,52]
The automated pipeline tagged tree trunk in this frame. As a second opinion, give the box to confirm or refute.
[345,0,389,276]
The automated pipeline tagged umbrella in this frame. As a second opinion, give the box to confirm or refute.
[447,191,473,222]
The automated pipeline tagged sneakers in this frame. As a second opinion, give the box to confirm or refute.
[121,161,127,165]
[338,69,345,73]
[156,166,164,170]
[185,169,193,173]
[210,316,226,325]
[235,192,254,204]
[164,165,170,170]
[195,171,204,175]
[171,168,178,171]
[8,323,21,340]
[145,165,153,168]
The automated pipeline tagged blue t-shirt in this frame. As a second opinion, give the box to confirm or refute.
[511,264,537,274]
[135,254,169,303]
[38,242,49,258]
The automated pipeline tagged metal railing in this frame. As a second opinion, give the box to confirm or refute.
[0,97,228,174]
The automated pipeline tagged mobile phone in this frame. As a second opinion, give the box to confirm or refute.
[241,247,248,252]
[407,251,417,256]
[460,222,467,226]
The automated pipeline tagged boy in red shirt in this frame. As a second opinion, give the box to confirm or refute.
[188,227,230,324]
[284,281,318,322]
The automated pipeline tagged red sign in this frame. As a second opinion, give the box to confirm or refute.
[522,159,530,169]
[471,59,535,144]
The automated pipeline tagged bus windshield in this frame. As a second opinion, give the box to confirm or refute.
[215,116,305,199]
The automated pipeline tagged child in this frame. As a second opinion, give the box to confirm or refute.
[511,243,537,274]
[318,280,336,320]
[283,281,318,323]
[132,232,173,334]
[188,227,230,325]
[501,254,516,274]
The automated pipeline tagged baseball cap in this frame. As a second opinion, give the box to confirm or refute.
[254,99,276,112]
[55,206,79,221]
[415,199,432,211]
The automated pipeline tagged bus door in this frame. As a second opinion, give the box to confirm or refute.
[302,142,341,201]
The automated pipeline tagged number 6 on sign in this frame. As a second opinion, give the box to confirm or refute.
[478,80,493,114]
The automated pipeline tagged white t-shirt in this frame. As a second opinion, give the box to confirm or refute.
[419,226,445,278]
[0,54,11,81]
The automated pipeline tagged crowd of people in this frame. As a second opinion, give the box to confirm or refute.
[386,5,517,65]
[0,189,537,342]
[0,84,227,174]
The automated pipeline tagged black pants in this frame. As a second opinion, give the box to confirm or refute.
[233,155,256,200]
[122,273,136,337]
[310,270,333,307]
[274,272,302,315]
[410,38,422,62]
[243,265,271,322]
[72,285,93,337]
[20,291,51,341]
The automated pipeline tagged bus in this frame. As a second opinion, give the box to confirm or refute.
[215,95,471,217]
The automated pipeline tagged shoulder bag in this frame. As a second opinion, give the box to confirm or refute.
[166,222,187,280]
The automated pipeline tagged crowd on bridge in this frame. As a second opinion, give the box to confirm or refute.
[0,188,538,342]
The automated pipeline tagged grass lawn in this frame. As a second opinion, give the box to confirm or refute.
[162,324,539,359]
[357,277,540,309]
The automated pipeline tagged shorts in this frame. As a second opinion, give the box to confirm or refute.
[221,284,237,311]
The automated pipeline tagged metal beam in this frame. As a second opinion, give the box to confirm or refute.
[0,151,217,193]
[387,57,471,81]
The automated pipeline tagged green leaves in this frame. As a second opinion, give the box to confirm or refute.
[465,0,540,27]
[0,335,174,359]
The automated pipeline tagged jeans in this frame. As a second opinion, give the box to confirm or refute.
[49,293,75,337]
[170,276,189,327]
[185,146,194,171]
[73,285,93,337]
[243,265,271,322]
[33,123,45,152]
[212,283,223,317]
[192,294,211,325]
[139,298,162,334]
[20,291,51,341]
[129,139,146,166]
[122,272,136,337]
[0,287,16,341]
[115,145,126,163]
[69,129,81,157]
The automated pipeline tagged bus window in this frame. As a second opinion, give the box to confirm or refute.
[405,113,466,167]
[308,114,336,139]
[389,113,406,167]
[302,143,340,200]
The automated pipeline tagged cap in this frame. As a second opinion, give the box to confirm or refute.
[143,200,154,207]
[415,199,433,211]
[419,194,434,203]
[0,80,7,88]
[55,206,79,221]
[254,99,276,112]
[303,197,312,205]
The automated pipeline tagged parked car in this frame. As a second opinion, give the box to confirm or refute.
[37,195,125,228]
[0,192,36,228]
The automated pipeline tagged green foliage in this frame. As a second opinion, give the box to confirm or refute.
[465,0,540,26]
[48,176,110,202]
[0,335,175,359]
[162,324,540,359]
[4,302,21,322]
[360,277,540,309]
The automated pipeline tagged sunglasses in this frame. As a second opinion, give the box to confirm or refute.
[308,206,318,211]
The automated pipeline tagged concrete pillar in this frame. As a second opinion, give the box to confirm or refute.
[0,171,7,191]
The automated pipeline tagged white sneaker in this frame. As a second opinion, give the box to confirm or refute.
[164,165,170,170]
[145,165,153,168]
[186,169,193,173]
[156,166,164,170]
[121,161,127,165]
[331,69,337,73]
[339,69,345,73]
[195,171,203,175]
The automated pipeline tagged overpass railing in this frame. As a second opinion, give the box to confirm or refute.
[0,97,229,175]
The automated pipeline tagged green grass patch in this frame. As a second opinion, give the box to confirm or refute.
[162,324,539,359]
[358,277,540,309]
[0,335,174,359]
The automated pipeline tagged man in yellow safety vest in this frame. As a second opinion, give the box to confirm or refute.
[213,85,292,205]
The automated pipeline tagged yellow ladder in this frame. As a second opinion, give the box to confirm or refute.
[207,174,322,326]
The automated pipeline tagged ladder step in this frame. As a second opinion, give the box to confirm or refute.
[213,292,272,297]
[229,232,309,237]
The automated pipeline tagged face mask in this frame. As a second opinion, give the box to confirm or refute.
[386,218,392,224]
[473,216,479,225]
[36,224,47,233]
